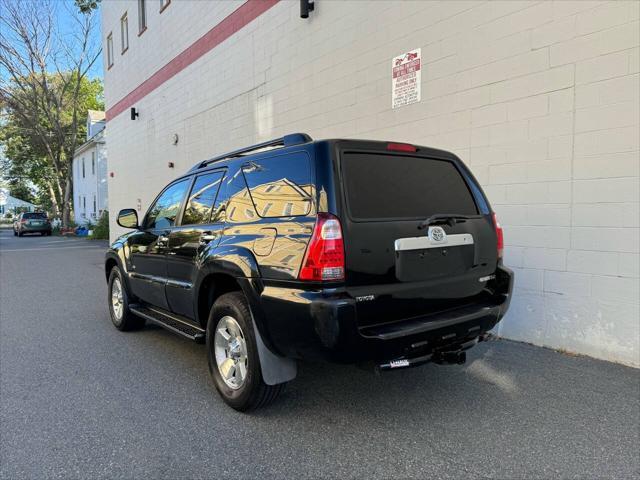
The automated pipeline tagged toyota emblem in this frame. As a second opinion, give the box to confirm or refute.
[428,226,446,243]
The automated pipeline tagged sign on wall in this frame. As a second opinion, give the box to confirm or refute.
[392,48,421,109]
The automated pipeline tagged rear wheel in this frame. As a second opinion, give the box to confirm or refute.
[18,231,23,237]
[108,267,145,331]
[206,291,285,411]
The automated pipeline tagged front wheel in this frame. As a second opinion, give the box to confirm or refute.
[107,267,145,331]
[206,291,285,411]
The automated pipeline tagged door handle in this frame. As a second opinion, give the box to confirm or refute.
[200,232,216,245]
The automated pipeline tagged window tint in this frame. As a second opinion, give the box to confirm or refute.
[181,171,224,225]
[342,153,478,220]
[241,153,313,218]
[145,179,190,230]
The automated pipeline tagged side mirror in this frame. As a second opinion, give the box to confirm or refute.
[117,209,139,229]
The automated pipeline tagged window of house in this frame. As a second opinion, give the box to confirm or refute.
[181,171,225,225]
[91,152,95,175]
[138,0,147,34]
[120,13,129,54]
[159,0,171,13]
[93,195,97,215]
[82,158,85,178]
[106,33,114,68]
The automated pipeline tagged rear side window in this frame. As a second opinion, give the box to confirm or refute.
[342,153,478,220]
[241,152,313,218]
[181,171,225,225]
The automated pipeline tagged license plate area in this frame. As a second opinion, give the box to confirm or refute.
[394,233,474,282]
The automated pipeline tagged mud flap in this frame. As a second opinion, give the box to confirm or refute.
[251,317,297,385]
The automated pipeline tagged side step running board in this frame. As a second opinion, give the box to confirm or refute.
[130,305,205,343]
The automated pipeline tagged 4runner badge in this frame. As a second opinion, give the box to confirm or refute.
[428,226,446,243]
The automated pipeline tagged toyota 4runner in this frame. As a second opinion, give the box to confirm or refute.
[105,134,513,411]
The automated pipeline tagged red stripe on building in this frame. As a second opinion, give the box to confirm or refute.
[105,0,279,121]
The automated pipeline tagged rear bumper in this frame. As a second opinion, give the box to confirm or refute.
[20,225,51,233]
[259,265,514,363]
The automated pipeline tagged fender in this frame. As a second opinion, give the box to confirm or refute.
[105,245,135,293]
[195,244,297,385]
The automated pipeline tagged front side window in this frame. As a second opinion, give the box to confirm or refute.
[120,13,129,53]
[106,33,114,68]
[138,0,147,33]
[144,179,190,230]
[181,171,225,225]
[241,152,313,218]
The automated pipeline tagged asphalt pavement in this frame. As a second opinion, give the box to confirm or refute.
[1,228,639,479]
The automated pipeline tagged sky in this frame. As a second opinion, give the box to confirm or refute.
[52,0,104,80]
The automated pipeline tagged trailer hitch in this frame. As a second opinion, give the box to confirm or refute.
[432,349,466,365]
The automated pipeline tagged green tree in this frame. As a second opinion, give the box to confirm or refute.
[0,0,101,226]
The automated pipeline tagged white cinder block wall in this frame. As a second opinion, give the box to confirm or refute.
[102,0,640,366]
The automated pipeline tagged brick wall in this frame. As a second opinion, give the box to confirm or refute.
[103,0,640,366]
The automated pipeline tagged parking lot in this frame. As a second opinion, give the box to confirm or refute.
[1,228,638,479]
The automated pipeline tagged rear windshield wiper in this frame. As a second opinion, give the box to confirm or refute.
[417,214,472,230]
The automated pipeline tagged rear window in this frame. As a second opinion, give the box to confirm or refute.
[241,152,313,218]
[342,153,478,220]
[23,212,47,219]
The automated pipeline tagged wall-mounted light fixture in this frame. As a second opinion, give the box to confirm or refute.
[168,162,175,168]
[172,133,179,145]
[130,107,139,120]
[300,0,314,19]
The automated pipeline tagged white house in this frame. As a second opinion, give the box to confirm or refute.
[0,188,38,216]
[72,110,108,224]
[102,1,639,366]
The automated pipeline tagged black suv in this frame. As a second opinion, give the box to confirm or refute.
[105,134,513,411]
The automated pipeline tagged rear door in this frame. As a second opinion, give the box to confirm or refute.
[338,145,498,327]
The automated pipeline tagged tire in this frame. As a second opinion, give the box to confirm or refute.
[206,291,285,411]
[107,267,145,331]
[18,231,23,237]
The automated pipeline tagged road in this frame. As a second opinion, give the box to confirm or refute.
[1,228,638,479]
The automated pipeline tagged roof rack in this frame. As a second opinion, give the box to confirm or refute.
[189,133,312,172]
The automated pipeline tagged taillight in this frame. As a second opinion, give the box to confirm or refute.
[299,213,345,281]
[20,218,27,224]
[492,212,504,260]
